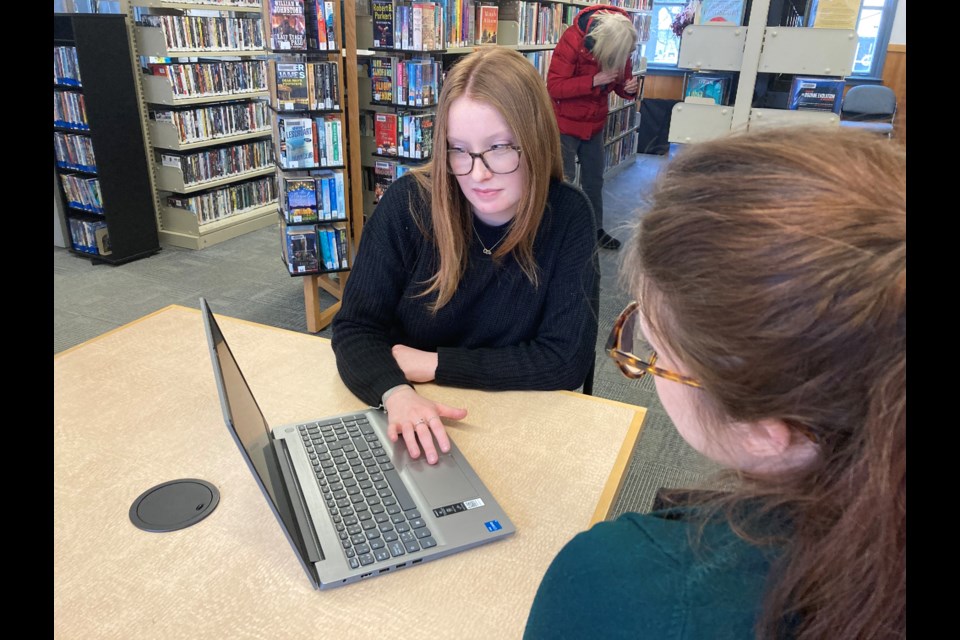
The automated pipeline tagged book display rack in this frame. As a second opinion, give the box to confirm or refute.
[54,12,161,264]
[129,0,278,250]
[266,0,365,331]
[669,0,858,143]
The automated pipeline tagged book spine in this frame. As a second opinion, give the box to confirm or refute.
[335,170,346,219]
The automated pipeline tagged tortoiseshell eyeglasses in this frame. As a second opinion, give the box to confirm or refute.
[606,301,702,388]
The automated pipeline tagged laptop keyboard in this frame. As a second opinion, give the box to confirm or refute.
[298,415,437,570]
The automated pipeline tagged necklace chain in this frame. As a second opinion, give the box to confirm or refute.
[472,222,510,255]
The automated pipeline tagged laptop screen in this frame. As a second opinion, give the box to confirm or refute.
[202,300,281,507]
[201,299,320,585]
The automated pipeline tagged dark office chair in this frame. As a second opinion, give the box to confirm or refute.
[840,85,897,138]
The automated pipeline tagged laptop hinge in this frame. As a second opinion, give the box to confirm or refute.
[273,439,324,564]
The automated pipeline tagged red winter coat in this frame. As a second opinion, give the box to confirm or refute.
[547,5,637,140]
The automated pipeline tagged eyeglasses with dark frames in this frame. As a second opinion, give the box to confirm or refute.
[606,301,702,388]
[447,144,522,176]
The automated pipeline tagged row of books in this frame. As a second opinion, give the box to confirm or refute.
[150,101,272,145]
[603,131,637,173]
[277,115,346,168]
[54,132,97,173]
[270,61,342,111]
[608,0,653,10]
[371,0,447,51]
[499,1,566,47]
[522,49,553,82]
[441,0,498,48]
[372,160,410,204]
[604,107,635,143]
[167,175,278,224]
[269,0,340,51]
[139,15,266,52]
[630,10,653,44]
[159,139,275,187]
[374,112,435,160]
[685,72,845,113]
[147,60,268,100]
[283,170,347,223]
[608,92,636,111]
[281,218,349,274]
[54,90,89,131]
[60,174,104,213]
[369,57,440,106]
[69,218,111,256]
[153,0,260,6]
[54,46,82,86]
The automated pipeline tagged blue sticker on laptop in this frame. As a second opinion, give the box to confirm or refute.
[484,520,502,532]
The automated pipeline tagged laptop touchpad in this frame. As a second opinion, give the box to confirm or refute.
[404,455,478,507]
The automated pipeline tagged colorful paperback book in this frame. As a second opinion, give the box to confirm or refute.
[334,170,346,219]
[685,73,731,105]
[280,116,316,167]
[788,76,845,113]
[285,178,316,207]
[372,0,396,47]
[476,3,498,44]
[375,113,398,156]
[370,56,395,103]
[270,0,307,50]
[275,62,309,110]
[324,1,338,48]
[374,160,395,202]
[318,227,336,270]
[335,224,349,268]
[284,221,321,273]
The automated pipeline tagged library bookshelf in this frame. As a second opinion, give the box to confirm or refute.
[130,0,279,250]
[54,12,161,264]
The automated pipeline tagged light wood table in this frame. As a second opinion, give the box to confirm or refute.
[54,305,646,639]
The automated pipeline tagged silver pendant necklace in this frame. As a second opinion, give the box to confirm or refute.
[473,222,511,255]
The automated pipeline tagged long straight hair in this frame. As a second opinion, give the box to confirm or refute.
[622,127,906,639]
[412,47,563,311]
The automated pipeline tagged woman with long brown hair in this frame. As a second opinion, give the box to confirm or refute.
[525,127,905,639]
[332,47,599,465]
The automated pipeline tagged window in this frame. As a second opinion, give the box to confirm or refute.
[641,2,688,66]
[643,0,900,79]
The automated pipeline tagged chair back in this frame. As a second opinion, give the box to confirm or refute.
[841,85,897,120]
[840,85,897,137]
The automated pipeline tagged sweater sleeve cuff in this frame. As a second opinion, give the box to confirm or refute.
[434,347,475,387]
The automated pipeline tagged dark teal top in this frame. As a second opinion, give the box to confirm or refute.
[524,509,781,639]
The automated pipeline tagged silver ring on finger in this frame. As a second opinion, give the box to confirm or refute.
[414,418,427,425]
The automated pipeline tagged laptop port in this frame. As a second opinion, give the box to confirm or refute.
[412,559,422,564]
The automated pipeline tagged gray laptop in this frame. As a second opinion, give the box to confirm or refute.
[200,297,515,589]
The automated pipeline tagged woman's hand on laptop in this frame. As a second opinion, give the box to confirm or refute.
[384,386,467,465]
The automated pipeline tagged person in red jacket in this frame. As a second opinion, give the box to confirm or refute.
[548,6,639,250]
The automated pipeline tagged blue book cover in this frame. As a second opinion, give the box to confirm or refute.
[789,76,845,113]
[327,173,338,219]
[334,170,345,219]
[285,178,317,208]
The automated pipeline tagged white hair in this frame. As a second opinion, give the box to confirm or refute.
[590,12,639,72]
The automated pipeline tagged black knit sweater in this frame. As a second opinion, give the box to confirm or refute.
[331,174,599,407]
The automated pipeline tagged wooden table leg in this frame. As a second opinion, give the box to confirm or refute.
[304,275,322,333]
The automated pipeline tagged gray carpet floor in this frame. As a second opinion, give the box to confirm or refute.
[53,151,723,517]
